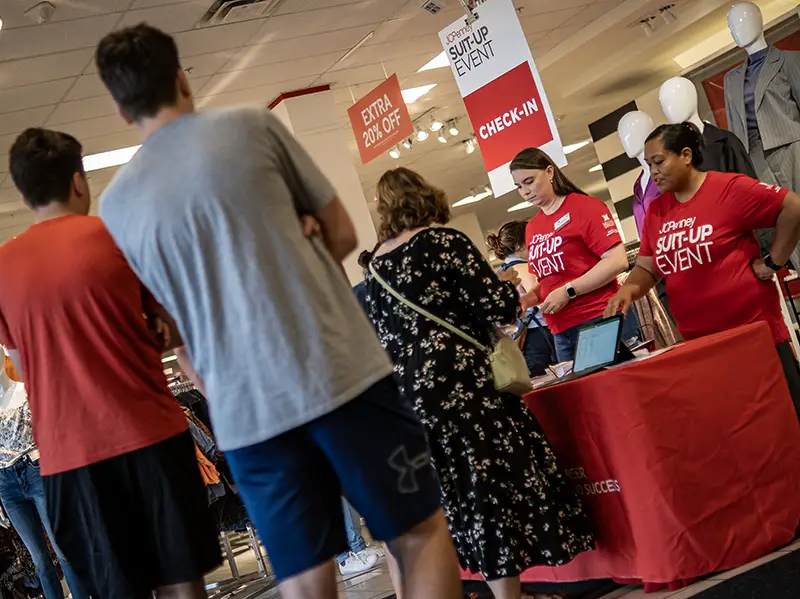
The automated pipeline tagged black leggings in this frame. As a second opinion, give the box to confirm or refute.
[522,327,556,377]
[777,340,800,422]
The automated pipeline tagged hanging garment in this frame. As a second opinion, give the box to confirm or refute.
[632,172,660,238]
[618,272,679,349]
[700,123,758,178]
[725,46,800,157]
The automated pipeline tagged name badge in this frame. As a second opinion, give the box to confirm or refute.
[554,213,571,231]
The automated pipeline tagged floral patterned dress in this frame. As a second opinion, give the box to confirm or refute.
[365,228,594,580]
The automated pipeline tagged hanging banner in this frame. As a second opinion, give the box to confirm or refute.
[347,74,415,165]
[439,0,566,196]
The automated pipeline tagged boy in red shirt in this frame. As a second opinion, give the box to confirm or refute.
[0,128,221,599]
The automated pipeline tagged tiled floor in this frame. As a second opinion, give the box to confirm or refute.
[215,538,800,598]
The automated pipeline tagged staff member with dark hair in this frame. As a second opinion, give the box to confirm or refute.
[487,220,555,376]
[606,123,800,418]
[511,148,636,362]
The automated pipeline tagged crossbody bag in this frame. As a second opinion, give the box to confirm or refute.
[369,263,533,396]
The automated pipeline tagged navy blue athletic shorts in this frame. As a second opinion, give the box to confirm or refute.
[225,376,442,581]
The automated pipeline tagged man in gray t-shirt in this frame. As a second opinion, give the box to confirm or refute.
[95,24,460,599]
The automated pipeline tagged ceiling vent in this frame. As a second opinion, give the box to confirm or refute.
[421,0,445,14]
[198,0,284,27]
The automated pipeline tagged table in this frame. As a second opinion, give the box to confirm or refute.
[460,322,800,588]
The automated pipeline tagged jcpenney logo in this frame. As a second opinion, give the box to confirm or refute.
[444,22,473,46]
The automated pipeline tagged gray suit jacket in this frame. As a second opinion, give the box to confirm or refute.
[724,46,800,153]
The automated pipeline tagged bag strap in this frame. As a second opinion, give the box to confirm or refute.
[368,263,489,353]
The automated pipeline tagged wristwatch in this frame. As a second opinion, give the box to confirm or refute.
[565,282,577,299]
[764,255,783,272]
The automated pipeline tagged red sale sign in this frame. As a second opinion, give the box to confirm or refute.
[463,62,554,173]
[347,74,414,165]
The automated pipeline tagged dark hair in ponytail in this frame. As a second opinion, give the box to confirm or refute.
[645,122,705,167]
[509,147,587,196]
[486,220,527,261]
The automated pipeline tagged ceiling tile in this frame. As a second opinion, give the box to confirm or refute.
[174,20,266,57]
[130,0,193,8]
[274,0,370,13]
[0,49,93,90]
[0,15,122,61]
[226,26,374,73]
[0,79,74,114]
[519,7,582,34]
[57,114,131,141]
[0,107,52,137]
[115,1,210,33]
[0,0,131,29]
[46,95,119,127]
[252,1,402,43]
[200,54,335,96]
[196,76,318,111]
[62,73,108,102]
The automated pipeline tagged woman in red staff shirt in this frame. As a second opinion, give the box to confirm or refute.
[511,148,636,362]
[606,123,800,418]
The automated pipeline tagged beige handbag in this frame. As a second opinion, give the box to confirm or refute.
[370,264,533,396]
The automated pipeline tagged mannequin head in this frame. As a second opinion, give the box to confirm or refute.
[659,77,699,125]
[727,3,766,51]
[618,111,655,159]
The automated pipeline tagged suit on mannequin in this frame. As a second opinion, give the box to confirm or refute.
[724,3,800,192]
[660,77,757,178]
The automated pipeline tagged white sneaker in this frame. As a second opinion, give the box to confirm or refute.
[338,550,379,576]
[362,545,385,559]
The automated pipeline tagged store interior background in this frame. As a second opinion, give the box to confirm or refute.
[0,0,794,268]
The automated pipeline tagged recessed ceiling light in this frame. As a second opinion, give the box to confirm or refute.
[416,128,429,142]
[83,145,142,172]
[589,164,603,173]
[417,51,449,72]
[401,84,437,104]
[508,201,532,213]
[563,140,590,155]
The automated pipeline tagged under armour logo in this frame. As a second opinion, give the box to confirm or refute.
[388,446,430,494]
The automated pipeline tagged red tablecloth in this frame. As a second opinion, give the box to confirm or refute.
[460,322,800,586]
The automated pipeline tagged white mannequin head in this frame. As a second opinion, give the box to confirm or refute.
[618,111,655,160]
[727,2,767,53]
[659,77,700,125]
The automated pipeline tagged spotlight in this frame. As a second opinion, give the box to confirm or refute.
[640,19,655,36]
[430,116,443,132]
[416,128,429,142]
[448,120,459,136]
[389,146,400,159]
[659,6,677,25]
[464,138,477,155]
[402,137,413,150]
[438,132,448,143]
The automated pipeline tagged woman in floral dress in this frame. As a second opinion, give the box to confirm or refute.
[363,167,594,599]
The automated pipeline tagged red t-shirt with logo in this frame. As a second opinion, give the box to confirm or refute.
[525,193,622,334]
[639,172,788,345]
[0,216,188,475]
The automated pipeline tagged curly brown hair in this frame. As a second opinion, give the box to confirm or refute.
[376,167,451,242]
[486,220,527,261]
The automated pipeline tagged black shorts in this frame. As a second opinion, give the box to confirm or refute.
[225,376,442,581]
[43,431,222,599]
